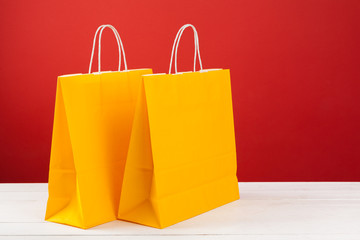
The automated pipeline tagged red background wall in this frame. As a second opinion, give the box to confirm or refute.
[0,0,359,183]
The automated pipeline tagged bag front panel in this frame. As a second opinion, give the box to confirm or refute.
[143,69,239,227]
[46,69,152,228]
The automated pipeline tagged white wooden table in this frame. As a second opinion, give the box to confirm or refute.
[0,182,359,239]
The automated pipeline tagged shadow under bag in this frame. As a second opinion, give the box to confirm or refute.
[45,25,152,229]
[118,24,240,228]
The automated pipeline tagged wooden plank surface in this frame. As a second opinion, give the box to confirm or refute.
[0,183,359,239]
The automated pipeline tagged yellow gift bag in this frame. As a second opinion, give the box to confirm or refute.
[118,24,239,228]
[45,24,152,229]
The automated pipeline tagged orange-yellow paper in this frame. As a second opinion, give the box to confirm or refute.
[118,68,239,228]
[118,24,239,228]
[45,25,152,229]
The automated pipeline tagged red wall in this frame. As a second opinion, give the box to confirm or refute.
[0,0,359,182]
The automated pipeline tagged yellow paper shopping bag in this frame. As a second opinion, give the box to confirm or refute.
[45,25,152,229]
[118,24,239,228]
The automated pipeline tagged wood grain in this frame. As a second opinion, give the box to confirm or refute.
[0,183,359,239]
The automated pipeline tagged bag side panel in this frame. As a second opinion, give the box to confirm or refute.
[45,78,85,228]
[118,80,161,228]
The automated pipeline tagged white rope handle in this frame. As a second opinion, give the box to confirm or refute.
[98,25,128,72]
[169,24,197,74]
[88,24,128,74]
[174,24,202,73]
[169,24,203,74]
[89,25,120,73]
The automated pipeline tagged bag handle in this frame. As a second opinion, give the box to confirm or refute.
[88,24,128,74]
[168,24,203,74]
